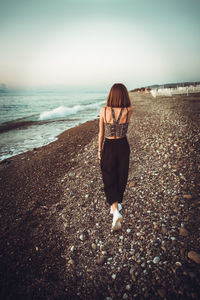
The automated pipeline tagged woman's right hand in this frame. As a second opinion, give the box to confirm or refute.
[98,150,102,160]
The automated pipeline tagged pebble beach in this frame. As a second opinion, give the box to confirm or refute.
[0,92,200,299]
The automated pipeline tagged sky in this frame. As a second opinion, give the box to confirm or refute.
[0,0,200,90]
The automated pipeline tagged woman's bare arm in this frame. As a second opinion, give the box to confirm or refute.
[98,108,104,159]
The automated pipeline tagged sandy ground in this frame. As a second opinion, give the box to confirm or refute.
[0,92,200,299]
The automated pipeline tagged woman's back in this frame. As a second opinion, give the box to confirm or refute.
[101,106,133,139]
[102,106,132,124]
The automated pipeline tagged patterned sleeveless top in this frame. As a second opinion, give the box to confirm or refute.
[104,107,129,138]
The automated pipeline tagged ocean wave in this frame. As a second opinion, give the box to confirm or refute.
[38,100,105,121]
[39,105,82,121]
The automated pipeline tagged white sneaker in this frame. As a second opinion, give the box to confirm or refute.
[111,210,123,231]
[110,203,122,214]
[112,221,122,231]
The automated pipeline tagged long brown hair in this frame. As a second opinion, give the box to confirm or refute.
[106,83,131,107]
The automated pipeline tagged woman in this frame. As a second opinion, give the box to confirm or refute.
[98,83,133,231]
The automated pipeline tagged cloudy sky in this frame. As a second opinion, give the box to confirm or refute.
[0,0,200,90]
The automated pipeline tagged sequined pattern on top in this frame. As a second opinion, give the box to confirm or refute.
[104,107,129,138]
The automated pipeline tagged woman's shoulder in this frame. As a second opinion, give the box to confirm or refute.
[127,106,133,113]
[100,106,106,115]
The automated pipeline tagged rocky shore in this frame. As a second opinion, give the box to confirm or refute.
[0,92,200,299]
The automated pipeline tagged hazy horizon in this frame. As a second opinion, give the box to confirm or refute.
[0,0,200,91]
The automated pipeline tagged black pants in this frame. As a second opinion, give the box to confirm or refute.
[100,136,130,205]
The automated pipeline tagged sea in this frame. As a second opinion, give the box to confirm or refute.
[0,90,107,161]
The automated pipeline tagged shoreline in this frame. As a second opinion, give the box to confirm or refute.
[0,93,200,299]
[0,116,99,162]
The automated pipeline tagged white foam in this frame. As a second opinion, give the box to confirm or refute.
[39,100,105,121]
[39,105,81,121]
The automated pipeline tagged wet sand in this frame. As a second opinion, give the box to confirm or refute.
[0,92,200,299]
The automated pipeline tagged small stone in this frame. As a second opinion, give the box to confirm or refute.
[91,243,97,250]
[161,246,166,252]
[188,251,200,264]
[68,259,74,265]
[96,256,105,265]
[35,246,38,251]
[171,237,176,246]
[129,267,135,276]
[63,222,68,229]
[131,274,136,281]
[175,261,182,267]
[126,284,131,291]
[161,225,167,234]
[157,288,166,298]
[80,234,85,241]
[153,256,160,264]
[183,194,192,200]
[127,228,131,233]
[184,216,189,222]
[112,274,116,280]
[179,227,189,237]
[129,181,135,187]
[68,172,74,177]
[154,224,159,230]
[100,245,104,251]
[85,194,89,198]
[70,246,75,252]
[123,293,128,299]
[119,235,124,240]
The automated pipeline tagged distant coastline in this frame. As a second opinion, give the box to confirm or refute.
[1,80,200,94]
[130,80,200,93]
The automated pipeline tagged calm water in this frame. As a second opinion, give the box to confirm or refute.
[0,90,106,161]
